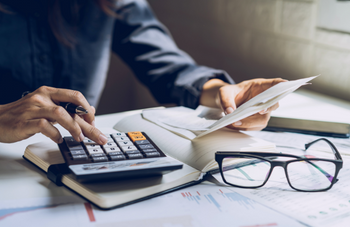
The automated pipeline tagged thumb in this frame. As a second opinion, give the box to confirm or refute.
[218,85,237,115]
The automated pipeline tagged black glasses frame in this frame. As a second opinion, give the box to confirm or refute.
[215,138,343,192]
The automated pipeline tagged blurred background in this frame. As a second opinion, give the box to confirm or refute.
[96,0,350,115]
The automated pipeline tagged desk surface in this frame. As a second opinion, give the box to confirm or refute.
[1,98,350,227]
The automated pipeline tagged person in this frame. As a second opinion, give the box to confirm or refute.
[0,0,284,145]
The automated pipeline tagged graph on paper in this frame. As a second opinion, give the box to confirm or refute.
[180,188,256,211]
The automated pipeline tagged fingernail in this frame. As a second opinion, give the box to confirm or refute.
[79,133,85,142]
[58,137,63,144]
[234,121,242,126]
[99,134,108,144]
[225,107,234,115]
[91,120,95,127]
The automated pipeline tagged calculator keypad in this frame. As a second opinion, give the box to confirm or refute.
[63,131,165,164]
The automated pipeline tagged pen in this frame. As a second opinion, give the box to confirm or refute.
[60,102,88,115]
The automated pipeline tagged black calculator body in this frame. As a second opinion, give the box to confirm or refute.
[58,131,183,182]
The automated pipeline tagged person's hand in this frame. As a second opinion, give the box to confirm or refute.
[0,86,108,144]
[200,78,287,131]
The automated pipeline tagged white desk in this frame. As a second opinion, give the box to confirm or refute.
[1,102,350,227]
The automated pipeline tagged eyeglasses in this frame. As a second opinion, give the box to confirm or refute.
[215,138,343,192]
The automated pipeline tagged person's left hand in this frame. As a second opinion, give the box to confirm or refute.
[200,78,287,131]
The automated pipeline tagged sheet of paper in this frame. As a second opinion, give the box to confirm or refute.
[143,76,317,140]
[244,130,350,155]
[85,183,304,227]
[0,184,303,227]
[212,131,350,227]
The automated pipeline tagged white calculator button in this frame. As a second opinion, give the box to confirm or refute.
[104,134,112,138]
[103,142,118,148]
[85,144,100,149]
[121,145,138,152]
[87,148,104,155]
[117,141,133,147]
[106,137,114,143]
[104,147,121,153]
[83,138,97,145]
[112,132,126,138]
[115,136,130,142]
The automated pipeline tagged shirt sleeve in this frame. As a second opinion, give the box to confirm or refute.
[111,0,234,109]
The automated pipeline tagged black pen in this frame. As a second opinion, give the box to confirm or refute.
[60,102,88,115]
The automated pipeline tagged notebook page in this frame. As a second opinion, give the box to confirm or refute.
[114,114,275,171]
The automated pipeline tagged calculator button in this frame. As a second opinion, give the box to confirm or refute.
[106,137,115,143]
[115,136,130,142]
[135,140,150,145]
[108,151,124,156]
[83,138,98,145]
[85,144,100,149]
[70,150,86,155]
[72,154,88,161]
[112,132,126,138]
[103,142,118,148]
[117,141,133,147]
[87,148,104,156]
[110,155,126,161]
[127,131,142,137]
[144,152,160,158]
[91,153,106,158]
[65,137,83,150]
[104,147,121,153]
[130,135,146,142]
[142,148,157,153]
[121,145,138,152]
[104,134,112,138]
[125,150,141,155]
[139,144,154,150]
[127,153,143,159]
[92,156,108,162]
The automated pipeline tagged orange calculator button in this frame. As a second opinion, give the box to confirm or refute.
[130,135,146,142]
[127,131,142,137]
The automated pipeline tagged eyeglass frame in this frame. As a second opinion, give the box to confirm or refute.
[215,138,343,192]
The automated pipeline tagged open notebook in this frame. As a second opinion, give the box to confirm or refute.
[24,113,275,209]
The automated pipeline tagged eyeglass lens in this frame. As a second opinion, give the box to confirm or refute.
[222,157,271,187]
[287,160,336,191]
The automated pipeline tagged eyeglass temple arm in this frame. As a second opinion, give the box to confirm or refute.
[305,138,342,160]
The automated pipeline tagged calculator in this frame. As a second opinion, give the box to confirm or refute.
[58,131,183,182]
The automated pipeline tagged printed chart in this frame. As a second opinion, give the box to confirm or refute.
[0,184,304,227]
[91,183,303,227]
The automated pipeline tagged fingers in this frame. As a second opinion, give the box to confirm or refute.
[218,85,239,115]
[260,78,287,91]
[74,115,108,145]
[28,106,84,142]
[24,119,63,143]
[258,103,279,115]
[84,106,96,127]
[228,113,271,131]
[38,86,95,124]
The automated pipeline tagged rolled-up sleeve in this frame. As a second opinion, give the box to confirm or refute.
[111,0,234,109]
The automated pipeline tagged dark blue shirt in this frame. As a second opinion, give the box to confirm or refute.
[0,0,233,108]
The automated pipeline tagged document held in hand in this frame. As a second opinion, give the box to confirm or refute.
[143,76,317,140]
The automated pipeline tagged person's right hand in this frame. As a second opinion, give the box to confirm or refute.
[0,86,108,144]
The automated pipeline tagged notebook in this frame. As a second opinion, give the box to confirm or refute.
[266,90,350,138]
